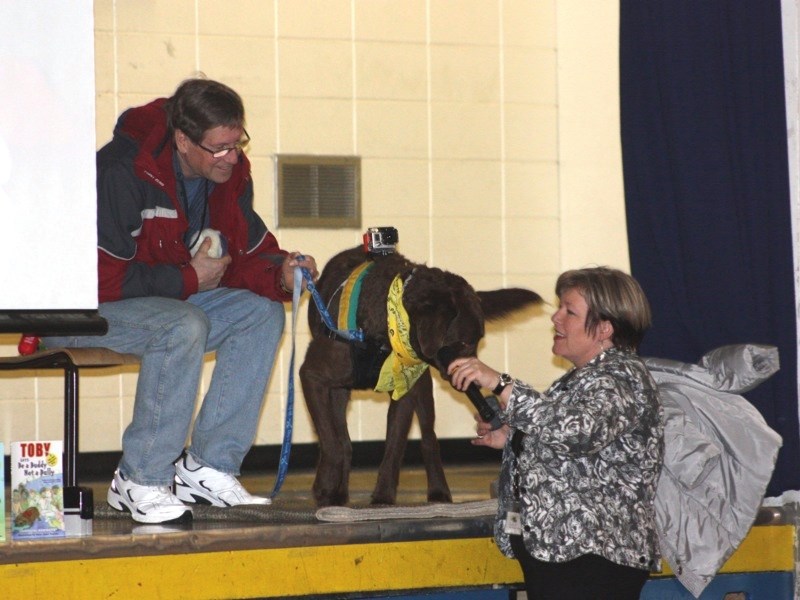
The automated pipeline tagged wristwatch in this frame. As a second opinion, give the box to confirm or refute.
[492,372,513,395]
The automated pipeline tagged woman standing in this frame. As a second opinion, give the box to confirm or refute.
[448,267,663,599]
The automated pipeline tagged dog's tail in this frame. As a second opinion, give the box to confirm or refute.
[478,288,544,321]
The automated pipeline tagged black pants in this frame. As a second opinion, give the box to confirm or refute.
[510,536,649,599]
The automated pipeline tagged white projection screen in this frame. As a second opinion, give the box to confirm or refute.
[0,2,98,311]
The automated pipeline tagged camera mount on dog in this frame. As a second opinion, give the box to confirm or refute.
[363,226,398,255]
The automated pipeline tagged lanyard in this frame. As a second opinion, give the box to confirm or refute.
[511,430,525,499]
[177,171,210,250]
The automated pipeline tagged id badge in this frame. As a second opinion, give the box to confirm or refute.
[504,501,523,535]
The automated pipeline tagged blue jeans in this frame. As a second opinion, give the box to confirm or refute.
[44,288,285,486]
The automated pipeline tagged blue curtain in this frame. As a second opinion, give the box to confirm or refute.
[620,0,798,495]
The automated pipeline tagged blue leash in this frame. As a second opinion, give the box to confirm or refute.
[270,266,303,497]
[271,261,364,497]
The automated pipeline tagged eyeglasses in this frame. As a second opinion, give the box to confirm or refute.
[194,129,250,159]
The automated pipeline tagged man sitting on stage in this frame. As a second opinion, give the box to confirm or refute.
[45,77,318,524]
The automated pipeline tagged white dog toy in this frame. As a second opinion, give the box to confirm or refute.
[189,228,225,258]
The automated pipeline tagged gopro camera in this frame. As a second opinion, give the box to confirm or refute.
[363,226,399,255]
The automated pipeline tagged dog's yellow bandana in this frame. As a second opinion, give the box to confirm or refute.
[375,275,429,400]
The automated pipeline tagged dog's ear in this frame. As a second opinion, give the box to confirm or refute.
[413,290,484,360]
[478,288,543,321]
[413,302,456,360]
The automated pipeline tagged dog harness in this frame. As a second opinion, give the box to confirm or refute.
[375,274,429,400]
[337,261,374,333]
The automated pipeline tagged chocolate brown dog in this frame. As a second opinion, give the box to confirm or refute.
[299,245,542,506]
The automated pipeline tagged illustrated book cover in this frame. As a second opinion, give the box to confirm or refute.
[11,441,65,540]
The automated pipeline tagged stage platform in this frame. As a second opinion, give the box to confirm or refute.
[2,463,798,599]
[2,463,527,599]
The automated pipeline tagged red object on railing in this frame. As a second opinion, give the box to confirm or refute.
[18,335,41,355]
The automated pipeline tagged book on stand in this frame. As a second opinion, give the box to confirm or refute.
[11,441,65,540]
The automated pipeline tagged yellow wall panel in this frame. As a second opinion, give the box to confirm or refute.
[355,0,427,43]
[1,0,625,452]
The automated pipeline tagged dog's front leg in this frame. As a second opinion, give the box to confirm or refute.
[371,389,416,505]
[413,379,452,503]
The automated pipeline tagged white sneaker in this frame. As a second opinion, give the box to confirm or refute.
[174,454,272,507]
[107,469,192,524]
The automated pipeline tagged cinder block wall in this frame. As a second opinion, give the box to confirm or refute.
[0,0,627,454]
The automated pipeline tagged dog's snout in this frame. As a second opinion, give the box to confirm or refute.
[436,342,473,372]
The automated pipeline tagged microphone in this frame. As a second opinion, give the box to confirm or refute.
[437,347,504,431]
[466,385,503,431]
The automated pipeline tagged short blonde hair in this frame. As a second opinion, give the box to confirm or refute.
[555,267,652,351]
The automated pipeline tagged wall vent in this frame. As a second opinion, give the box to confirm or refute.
[275,155,361,228]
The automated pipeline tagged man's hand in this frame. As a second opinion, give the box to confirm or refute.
[280,252,319,292]
[190,237,232,291]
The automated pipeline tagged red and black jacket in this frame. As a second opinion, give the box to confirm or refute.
[96,98,290,303]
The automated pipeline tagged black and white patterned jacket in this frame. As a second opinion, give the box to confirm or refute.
[495,347,664,571]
